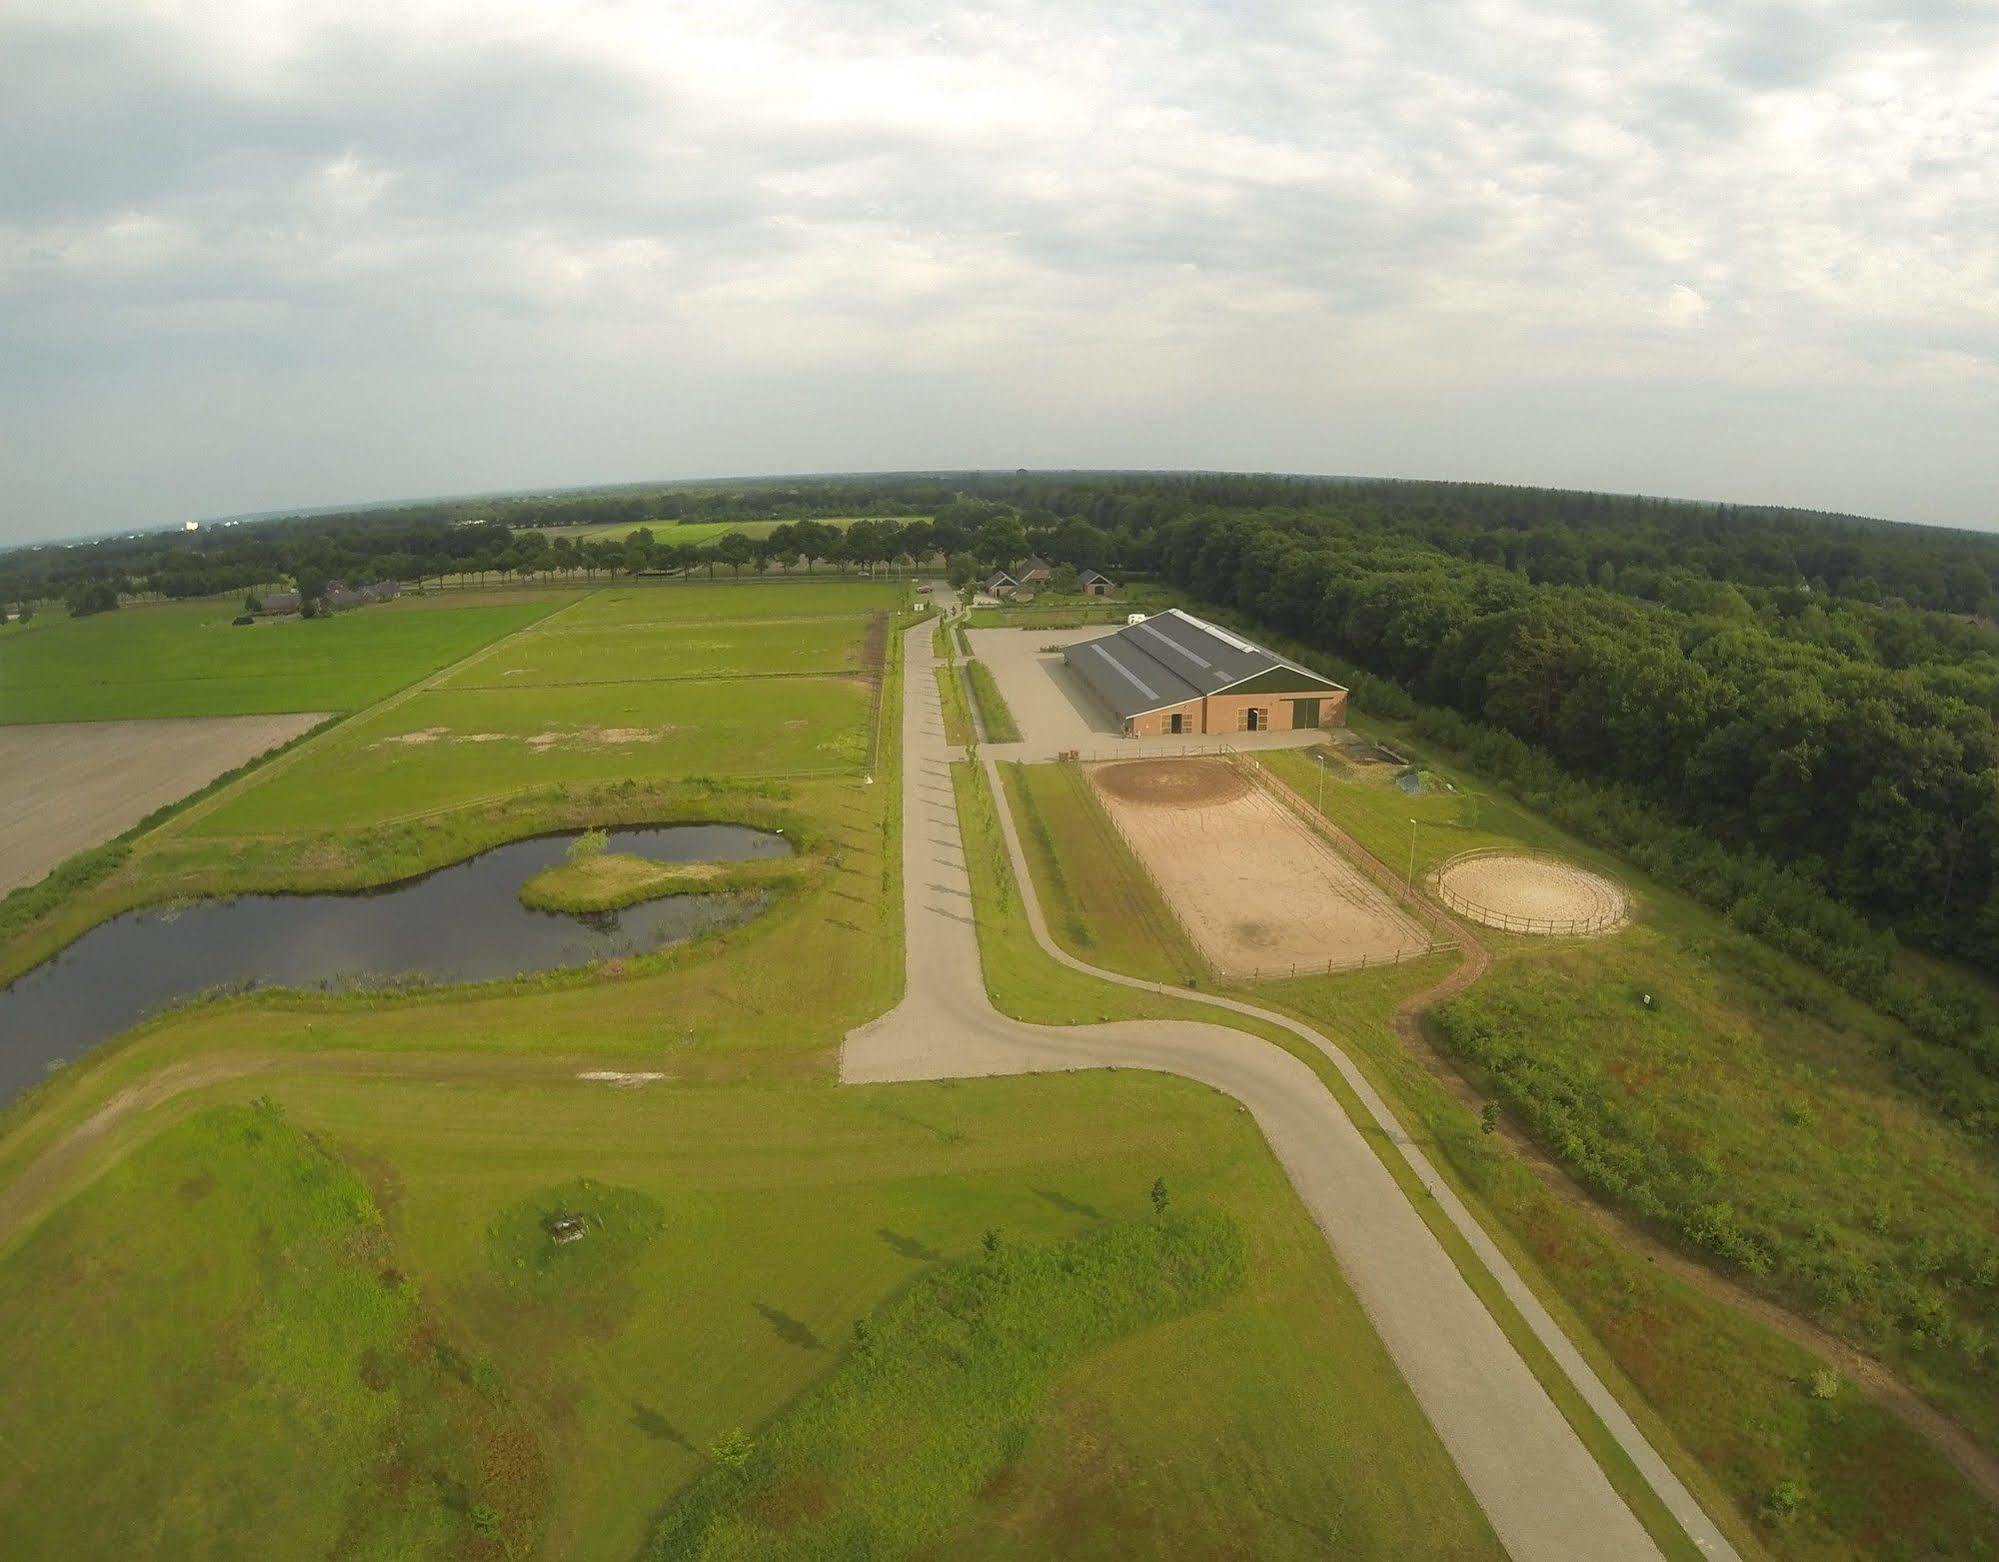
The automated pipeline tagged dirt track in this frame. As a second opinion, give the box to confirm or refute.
[1091,758,1430,977]
[0,714,325,893]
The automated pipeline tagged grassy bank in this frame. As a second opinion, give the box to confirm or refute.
[646,1210,1247,1558]
[937,667,973,746]
[963,659,1021,742]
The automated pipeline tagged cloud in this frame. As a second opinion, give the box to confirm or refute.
[0,0,1993,538]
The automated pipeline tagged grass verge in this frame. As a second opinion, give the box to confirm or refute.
[963,660,1021,742]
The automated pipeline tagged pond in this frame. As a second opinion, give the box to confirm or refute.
[0,824,792,1107]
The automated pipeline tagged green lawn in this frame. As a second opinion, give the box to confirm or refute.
[440,616,870,689]
[190,676,872,834]
[556,579,903,626]
[0,1100,543,1558]
[0,1061,1503,1561]
[0,595,568,724]
[1000,761,1204,985]
[964,660,1022,742]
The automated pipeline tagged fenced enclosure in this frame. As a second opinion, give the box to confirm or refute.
[1428,848,1629,936]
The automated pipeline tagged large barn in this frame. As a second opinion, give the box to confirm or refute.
[1063,608,1347,736]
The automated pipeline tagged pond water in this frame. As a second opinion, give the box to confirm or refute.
[0,825,791,1106]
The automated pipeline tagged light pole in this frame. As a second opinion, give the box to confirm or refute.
[1316,750,1327,815]
[1407,817,1418,889]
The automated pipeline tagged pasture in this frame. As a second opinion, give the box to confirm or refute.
[0,594,566,723]
[186,583,896,836]
[189,677,873,834]
[562,579,902,625]
[440,615,869,689]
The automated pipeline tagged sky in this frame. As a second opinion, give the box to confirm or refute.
[1,0,1995,545]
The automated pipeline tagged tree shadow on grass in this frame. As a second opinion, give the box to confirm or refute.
[754,1301,825,1351]
[631,1402,692,1451]
[878,1227,943,1263]
[1032,1188,1103,1221]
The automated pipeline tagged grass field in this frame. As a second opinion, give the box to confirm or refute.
[0,594,568,723]
[0,1061,1505,1561]
[964,659,1022,742]
[440,616,869,688]
[559,580,904,626]
[187,677,872,833]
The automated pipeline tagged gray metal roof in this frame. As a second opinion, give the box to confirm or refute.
[1061,608,1342,720]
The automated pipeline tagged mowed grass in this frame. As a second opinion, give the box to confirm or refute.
[964,659,1022,742]
[190,677,872,834]
[440,616,869,689]
[559,580,904,626]
[228,1062,1498,1561]
[1000,760,1205,985]
[651,1209,1248,1559]
[0,1099,544,1559]
[0,594,568,723]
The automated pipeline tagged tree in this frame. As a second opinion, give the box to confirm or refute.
[717,531,755,577]
[64,580,120,617]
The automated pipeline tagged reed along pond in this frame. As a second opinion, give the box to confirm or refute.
[0,825,791,1106]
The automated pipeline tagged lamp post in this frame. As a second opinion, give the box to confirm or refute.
[1407,817,1418,889]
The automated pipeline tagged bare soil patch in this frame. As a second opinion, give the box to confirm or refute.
[0,713,326,894]
[1088,758,1431,977]
[1094,758,1250,808]
[1432,852,1628,935]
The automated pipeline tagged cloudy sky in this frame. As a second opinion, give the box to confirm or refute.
[1,0,1994,543]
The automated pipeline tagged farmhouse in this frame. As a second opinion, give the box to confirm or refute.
[1063,608,1347,737]
[981,557,1056,599]
[1078,569,1116,596]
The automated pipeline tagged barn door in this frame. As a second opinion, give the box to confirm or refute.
[1291,698,1321,729]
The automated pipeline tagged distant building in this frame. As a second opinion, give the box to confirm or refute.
[1078,569,1116,597]
[983,568,1020,598]
[258,590,301,615]
[1062,607,1347,737]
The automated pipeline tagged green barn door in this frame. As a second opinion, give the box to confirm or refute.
[1290,698,1321,729]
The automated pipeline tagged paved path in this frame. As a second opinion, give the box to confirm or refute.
[847,605,1737,1561]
